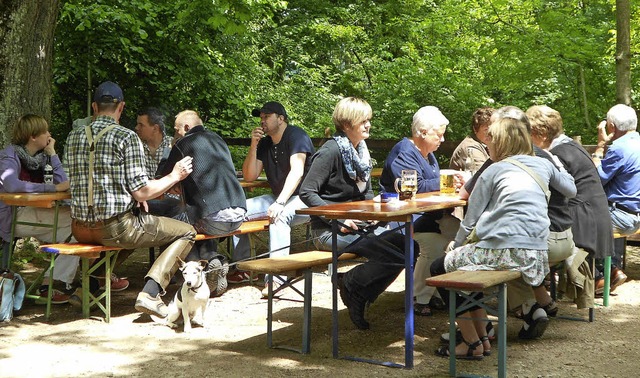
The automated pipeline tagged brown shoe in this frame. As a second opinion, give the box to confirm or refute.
[610,268,628,292]
[595,278,605,296]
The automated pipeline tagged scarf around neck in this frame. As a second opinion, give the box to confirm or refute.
[333,131,371,183]
[14,144,48,171]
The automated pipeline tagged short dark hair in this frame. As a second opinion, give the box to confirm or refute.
[471,107,494,132]
[137,107,166,133]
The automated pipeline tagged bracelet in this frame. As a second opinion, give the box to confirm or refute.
[591,153,603,159]
[275,200,286,206]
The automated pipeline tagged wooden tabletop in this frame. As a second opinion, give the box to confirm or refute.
[297,192,466,222]
[0,191,71,208]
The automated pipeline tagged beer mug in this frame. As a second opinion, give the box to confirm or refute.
[439,169,457,196]
[394,169,418,200]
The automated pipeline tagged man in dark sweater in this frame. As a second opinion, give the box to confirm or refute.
[149,110,247,296]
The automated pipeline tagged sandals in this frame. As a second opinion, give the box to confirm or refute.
[542,300,558,317]
[414,303,433,317]
[515,300,558,318]
[518,303,549,339]
[480,336,491,356]
[435,338,484,360]
[440,321,495,344]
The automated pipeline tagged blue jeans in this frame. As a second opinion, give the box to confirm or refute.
[232,194,309,261]
[610,205,640,267]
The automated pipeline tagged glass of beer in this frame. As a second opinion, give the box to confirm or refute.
[439,169,457,196]
[394,169,418,200]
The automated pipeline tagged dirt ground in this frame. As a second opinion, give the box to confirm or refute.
[2,231,640,378]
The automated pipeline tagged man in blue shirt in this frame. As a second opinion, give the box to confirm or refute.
[593,104,640,292]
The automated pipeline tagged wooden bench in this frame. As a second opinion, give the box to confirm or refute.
[426,270,522,378]
[237,251,358,354]
[148,218,270,268]
[38,243,124,322]
[613,228,640,270]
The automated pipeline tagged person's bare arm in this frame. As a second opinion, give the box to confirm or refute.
[267,152,307,223]
[242,127,264,181]
[131,156,193,202]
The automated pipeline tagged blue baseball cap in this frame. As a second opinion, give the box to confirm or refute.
[93,81,124,103]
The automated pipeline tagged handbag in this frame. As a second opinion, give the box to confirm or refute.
[0,270,26,322]
[463,227,478,245]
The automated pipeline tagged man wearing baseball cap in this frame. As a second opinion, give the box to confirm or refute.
[232,101,314,297]
[64,80,196,318]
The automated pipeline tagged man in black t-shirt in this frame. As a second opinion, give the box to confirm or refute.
[232,102,314,295]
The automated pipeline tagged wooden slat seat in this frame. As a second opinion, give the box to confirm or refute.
[195,218,270,241]
[612,228,640,271]
[425,270,522,291]
[426,270,522,378]
[39,243,123,322]
[237,251,358,355]
[237,250,357,276]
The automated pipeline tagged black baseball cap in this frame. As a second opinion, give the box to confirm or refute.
[251,101,287,118]
[93,81,124,103]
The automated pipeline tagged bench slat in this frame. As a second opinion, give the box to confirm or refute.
[39,243,124,259]
[425,270,522,291]
[195,219,269,241]
[237,251,357,275]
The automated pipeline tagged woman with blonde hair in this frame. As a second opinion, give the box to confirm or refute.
[431,114,576,359]
[300,97,418,330]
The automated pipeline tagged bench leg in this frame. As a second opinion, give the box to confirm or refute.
[497,283,508,378]
[447,289,457,377]
[81,250,119,322]
[603,256,611,307]
[301,269,312,354]
[266,275,274,349]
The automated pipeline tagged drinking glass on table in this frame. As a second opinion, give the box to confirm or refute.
[394,169,418,200]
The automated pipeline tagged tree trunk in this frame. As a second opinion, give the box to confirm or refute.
[0,1,60,146]
[615,0,631,105]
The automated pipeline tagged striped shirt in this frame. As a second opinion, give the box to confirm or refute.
[64,115,149,221]
[143,135,172,177]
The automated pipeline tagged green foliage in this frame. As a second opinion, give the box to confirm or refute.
[51,0,635,154]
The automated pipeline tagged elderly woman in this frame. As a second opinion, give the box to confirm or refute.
[0,114,78,304]
[299,97,418,330]
[528,105,606,300]
[379,106,455,316]
[431,115,576,359]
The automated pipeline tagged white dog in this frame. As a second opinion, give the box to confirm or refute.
[153,258,210,333]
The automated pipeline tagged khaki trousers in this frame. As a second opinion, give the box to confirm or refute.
[72,210,196,290]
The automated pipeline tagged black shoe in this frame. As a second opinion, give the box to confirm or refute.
[518,303,549,339]
[337,273,370,330]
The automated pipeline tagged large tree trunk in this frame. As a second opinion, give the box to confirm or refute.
[615,0,631,105]
[0,1,60,146]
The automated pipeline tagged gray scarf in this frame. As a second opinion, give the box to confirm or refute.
[333,131,371,183]
[14,145,47,171]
